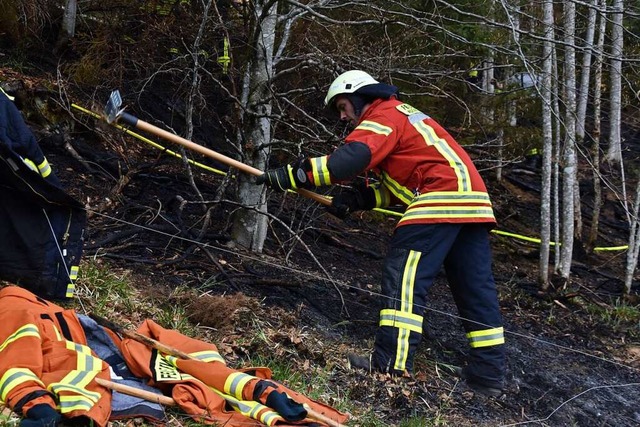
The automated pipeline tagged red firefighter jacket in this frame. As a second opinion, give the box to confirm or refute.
[308,98,496,227]
[0,286,112,426]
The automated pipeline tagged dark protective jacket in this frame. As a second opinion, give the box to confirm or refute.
[0,92,85,300]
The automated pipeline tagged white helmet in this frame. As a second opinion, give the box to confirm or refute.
[324,70,379,107]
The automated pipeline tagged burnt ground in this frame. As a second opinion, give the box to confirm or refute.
[4,70,640,426]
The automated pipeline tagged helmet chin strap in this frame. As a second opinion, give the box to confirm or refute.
[346,93,370,116]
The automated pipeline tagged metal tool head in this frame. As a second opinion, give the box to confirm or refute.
[104,90,126,124]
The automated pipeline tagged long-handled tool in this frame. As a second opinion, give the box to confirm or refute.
[103,90,331,206]
[95,377,176,406]
[90,314,346,427]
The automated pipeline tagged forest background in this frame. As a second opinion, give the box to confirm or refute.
[1,0,640,426]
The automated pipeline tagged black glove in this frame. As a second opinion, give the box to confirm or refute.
[20,404,61,427]
[253,380,307,422]
[257,159,309,191]
[328,182,376,219]
[265,390,307,421]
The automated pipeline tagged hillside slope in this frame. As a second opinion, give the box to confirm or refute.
[2,69,640,427]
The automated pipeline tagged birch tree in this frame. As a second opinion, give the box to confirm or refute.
[624,181,640,294]
[587,0,608,250]
[559,0,578,279]
[61,0,77,39]
[229,0,277,251]
[575,0,598,141]
[539,0,555,289]
[606,0,624,163]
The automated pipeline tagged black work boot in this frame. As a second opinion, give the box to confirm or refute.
[454,366,505,398]
[347,353,372,372]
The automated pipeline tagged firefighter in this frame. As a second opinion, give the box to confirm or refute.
[257,70,506,397]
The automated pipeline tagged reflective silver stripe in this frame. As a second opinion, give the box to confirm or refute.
[412,120,471,191]
[356,120,393,136]
[467,327,505,348]
[380,172,414,205]
[224,372,254,399]
[0,324,40,352]
[0,368,43,401]
[379,310,423,333]
[399,207,496,223]
[37,159,52,178]
[412,192,492,204]
[191,350,226,364]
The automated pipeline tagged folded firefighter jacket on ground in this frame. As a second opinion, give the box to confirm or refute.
[116,319,349,426]
[0,286,349,426]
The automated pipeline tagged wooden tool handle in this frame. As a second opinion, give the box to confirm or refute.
[95,377,175,406]
[89,313,197,361]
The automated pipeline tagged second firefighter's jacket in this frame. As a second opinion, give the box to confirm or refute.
[117,319,349,427]
[306,98,496,227]
[0,286,112,426]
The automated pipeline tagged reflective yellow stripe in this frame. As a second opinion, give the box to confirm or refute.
[398,206,496,223]
[190,350,226,364]
[395,250,420,370]
[399,191,495,223]
[380,172,414,205]
[50,341,103,414]
[0,368,43,402]
[372,183,391,208]
[67,266,79,297]
[37,158,52,178]
[379,309,423,333]
[378,250,422,371]
[0,324,40,353]
[285,165,298,190]
[224,372,254,400]
[467,327,505,348]
[22,158,38,173]
[412,121,471,191]
[411,191,493,205]
[310,156,331,186]
[356,120,393,136]
[58,394,94,412]
[210,388,282,426]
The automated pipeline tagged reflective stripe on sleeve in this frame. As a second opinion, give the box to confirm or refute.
[0,324,40,353]
[0,368,44,402]
[310,156,332,186]
[224,372,255,400]
[37,158,52,178]
[355,120,393,136]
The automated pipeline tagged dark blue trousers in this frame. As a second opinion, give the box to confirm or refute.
[372,223,505,387]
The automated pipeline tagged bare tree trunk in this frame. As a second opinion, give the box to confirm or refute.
[181,0,213,209]
[230,0,277,252]
[607,0,624,164]
[539,0,555,290]
[576,0,598,141]
[624,181,640,295]
[552,47,562,271]
[559,0,577,279]
[62,0,77,38]
[587,0,608,250]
